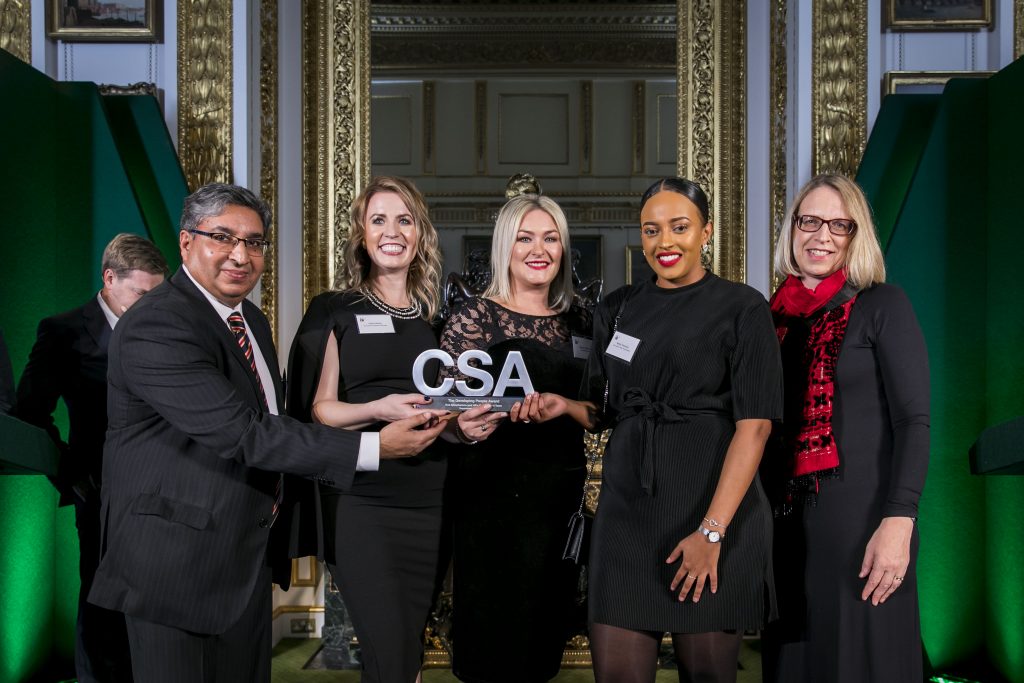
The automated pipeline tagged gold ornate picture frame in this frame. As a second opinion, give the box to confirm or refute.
[883,0,993,31]
[47,0,161,42]
[883,70,995,96]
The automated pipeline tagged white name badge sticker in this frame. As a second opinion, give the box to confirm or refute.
[571,336,593,360]
[356,314,396,334]
[605,331,641,363]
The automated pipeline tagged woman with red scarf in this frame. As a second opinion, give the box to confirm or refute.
[761,174,929,683]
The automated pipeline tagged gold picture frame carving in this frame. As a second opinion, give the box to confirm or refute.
[1,0,31,62]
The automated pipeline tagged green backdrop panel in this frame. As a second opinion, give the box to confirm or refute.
[982,59,1024,682]
[856,94,939,250]
[0,50,186,678]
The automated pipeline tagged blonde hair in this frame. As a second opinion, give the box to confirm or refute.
[774,174,886,289]
[483,194,574,314]
[338,176,442,320]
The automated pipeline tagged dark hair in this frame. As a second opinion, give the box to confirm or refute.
[101,233,169,277]
[180,183,273,236]
[639,177,710,224]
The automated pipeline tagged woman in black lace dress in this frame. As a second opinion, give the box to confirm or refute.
[286,176,501,683]
[440,194,592,683]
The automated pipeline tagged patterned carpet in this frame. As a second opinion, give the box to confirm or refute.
[270,638,764,682]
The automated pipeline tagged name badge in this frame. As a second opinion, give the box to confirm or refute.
[571,335,593,360]
[356,314,395,334]
[605,331,641,363]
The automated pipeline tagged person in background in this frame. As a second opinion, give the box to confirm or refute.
[761,174,929,683]
[287,176,500,682]
[13,233,168,683]
[440,193,592,683]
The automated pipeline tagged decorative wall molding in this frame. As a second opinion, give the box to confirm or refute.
[422,80,436,175]
[260,0,279,345]
[474,80,487,174]
[431,202,639,226]
[98,82,158,97]
[812,0,867,177]
[580,80,593,175]
[302,0,371,307]
[177,0,233,189]
[677,0,747,283]
[769,0,787,290]
[0,0,30,64]
[632,81,645,174]
[371,3,675,70]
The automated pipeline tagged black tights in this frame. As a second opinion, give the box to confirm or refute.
[590,622,742,683]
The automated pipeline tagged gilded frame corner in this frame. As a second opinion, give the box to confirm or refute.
[677,0,747,283]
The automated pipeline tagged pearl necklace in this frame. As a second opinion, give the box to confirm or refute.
[360,287,422,319]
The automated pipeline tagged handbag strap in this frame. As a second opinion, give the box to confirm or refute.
[573,287,635,517]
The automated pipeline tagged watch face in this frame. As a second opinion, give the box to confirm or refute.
[708,530,721,543]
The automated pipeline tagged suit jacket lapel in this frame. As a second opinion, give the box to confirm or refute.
[82,296,112,353]
[169,270,269,411]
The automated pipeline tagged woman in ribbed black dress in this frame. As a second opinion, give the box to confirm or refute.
[515,178,782,682]
[286,176,501,683]
[760,174,929,683]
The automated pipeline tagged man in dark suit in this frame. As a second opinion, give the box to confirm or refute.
[88,183,447,683]
[14,233,169,683]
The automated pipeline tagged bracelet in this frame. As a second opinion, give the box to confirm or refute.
[703,516,728,529]
[455,422,479,445]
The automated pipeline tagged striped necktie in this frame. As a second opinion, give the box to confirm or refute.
[227,312,269,411]
[227,312,282,522]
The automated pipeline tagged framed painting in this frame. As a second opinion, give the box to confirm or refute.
[625,246,654,286]
[47,0,162,42]
[883,0,992,31]
[883,70,995,96]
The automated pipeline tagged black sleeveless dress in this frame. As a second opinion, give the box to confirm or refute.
[287,290,446,683]
[440,297,591,683]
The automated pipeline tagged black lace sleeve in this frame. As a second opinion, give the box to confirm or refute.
[438,297,493,380]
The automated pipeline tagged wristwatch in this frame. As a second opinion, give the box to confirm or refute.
[698,524,722,543]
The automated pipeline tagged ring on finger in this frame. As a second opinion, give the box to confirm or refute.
[894,576,903,582]
[687,574,697,579]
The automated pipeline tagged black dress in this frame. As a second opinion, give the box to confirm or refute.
[581,273,782,632]
[440,297,591,683]
[287,291,446,683]
[761,284,929,683]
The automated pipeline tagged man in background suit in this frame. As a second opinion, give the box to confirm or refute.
[14,233,168,683]
[88,183,447,683]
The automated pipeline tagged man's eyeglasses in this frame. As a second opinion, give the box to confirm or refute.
[793,214,857,237]
[189,229,269,256]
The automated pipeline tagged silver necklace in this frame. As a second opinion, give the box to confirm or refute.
[361,287,421,319]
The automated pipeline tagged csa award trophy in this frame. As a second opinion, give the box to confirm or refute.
[412,348,534,412]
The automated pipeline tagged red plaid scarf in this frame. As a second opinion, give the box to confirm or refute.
[769,270,857,484]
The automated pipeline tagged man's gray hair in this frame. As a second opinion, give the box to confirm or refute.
[180,183,272,235]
